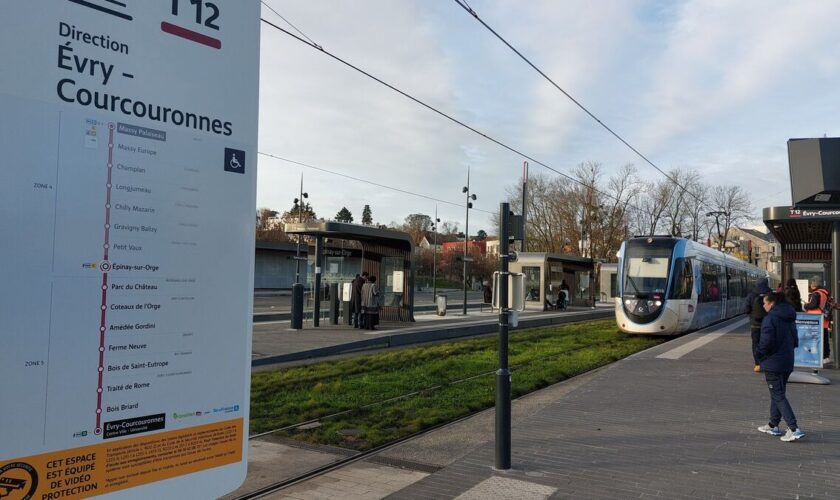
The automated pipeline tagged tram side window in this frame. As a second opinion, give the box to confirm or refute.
[699,262,722,302]
[669,258,693,299]
[727,268,740,299]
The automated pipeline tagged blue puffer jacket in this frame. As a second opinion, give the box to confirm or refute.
[757,302,799,373]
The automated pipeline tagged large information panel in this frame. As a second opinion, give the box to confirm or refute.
[795,312,824,369]
[0,1,259,498]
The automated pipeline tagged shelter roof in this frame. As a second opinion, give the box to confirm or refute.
[763,206,839,244]
[285,221,413,251]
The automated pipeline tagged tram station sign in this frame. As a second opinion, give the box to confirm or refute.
[0,1,259,498]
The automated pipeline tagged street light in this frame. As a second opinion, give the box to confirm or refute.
[294,175,309,284]
[432,206,441,299]
[463,167,477,315]
[705,210,729,251]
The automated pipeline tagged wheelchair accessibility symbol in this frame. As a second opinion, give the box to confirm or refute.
[224,148,246,174]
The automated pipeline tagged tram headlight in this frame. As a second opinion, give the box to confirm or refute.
[654,300,662,307]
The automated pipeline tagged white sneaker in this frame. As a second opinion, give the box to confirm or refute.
[780,429,805,442]
[823,358,831,365]
[757,424,783,436]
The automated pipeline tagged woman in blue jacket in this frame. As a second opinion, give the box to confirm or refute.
[755,292,805,442]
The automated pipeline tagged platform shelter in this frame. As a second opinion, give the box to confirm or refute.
[764,206,840,365]
[285,221,415,322]
[509,252,595,310]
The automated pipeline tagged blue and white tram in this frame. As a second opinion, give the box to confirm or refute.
[615,236,774,335]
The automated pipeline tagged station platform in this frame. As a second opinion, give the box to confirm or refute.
[266,316,840,499]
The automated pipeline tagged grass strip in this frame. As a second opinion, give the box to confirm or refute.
[250,319,663,450]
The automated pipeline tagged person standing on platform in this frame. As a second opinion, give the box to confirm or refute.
[756,291,805,442]
[746,277,772,372]
[560,280,570,308]
[352,272,368,329]
[784,278,803,312]
[804,276,831,364]
[361,275,380,330]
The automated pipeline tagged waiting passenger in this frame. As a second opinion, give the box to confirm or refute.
[560,280,570,308]
[804,277,831,364]
[783,278,803,312]
[755,291,804,442]
[361,275,380,330]
[351,272,368,329]
[746,277,772,373]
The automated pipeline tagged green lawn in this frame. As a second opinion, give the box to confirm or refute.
[250,320,663,450]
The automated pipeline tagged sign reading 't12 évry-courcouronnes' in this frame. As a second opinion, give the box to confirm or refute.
[0,1,259,498]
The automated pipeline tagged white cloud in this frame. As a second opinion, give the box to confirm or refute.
[639,0,840,150]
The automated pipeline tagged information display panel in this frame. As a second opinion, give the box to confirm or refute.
[0,1,259,498]
[795,313,824,369]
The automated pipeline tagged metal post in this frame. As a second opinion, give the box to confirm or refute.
[433,205,438,300]
[521,161,528,253]
[832,221,840,367]
[292,175,308,329]
[495,202,511,470]
[463,167,471,315]
[313,236,323,327]
[295,175,305,283]
[328,283,339,325]
[291,283,304,329]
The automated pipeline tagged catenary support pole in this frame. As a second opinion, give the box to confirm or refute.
[313,235,323,327]
[521,161,527,252]
[496,202,512,470]
[463,167,471,315]
[832,221,840,367]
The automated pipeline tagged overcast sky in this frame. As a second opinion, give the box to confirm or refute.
[256,0,840,234]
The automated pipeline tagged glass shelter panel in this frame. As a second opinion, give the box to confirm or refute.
[523,266,541,302]
[381,256,404,307]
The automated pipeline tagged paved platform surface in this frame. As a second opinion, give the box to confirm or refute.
[383,316,840,499]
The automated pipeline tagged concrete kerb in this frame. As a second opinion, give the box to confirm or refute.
[253,302,486,323]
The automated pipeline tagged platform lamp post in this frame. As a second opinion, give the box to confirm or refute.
[432,206,440,299]
[294,178,309,283]
[290,175,308,330]
[463,167,477,315]
[706,210,729,251]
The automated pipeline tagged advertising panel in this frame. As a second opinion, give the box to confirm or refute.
[795,313,823,369]
[0,1,259,498]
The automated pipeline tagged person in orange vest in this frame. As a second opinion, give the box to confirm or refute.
[803,276,831,364]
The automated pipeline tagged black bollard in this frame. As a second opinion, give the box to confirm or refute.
[328,283,339,325]
[291,283,304,330]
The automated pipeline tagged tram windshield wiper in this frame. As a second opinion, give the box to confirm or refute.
[626,275,641,295]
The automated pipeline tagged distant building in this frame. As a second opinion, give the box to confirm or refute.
[417,232,458,253]
[441,239,487,256]
[711,227,781,275]
[485,238,500,257]
[254,240,307,289]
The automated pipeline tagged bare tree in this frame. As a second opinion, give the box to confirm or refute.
[710,185,752,250]
[683,173,710,241]
[403,213,433,246]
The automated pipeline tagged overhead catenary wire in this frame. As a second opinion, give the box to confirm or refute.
[258,152,495,215]
[451,0,710,210]
[260,0,322,49]
[258,15,640,212]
